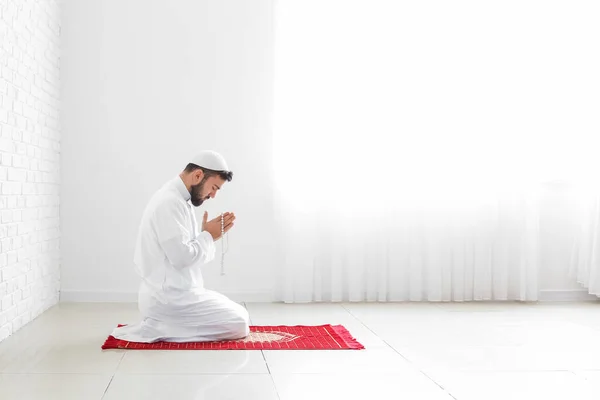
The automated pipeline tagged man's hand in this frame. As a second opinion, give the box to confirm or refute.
[202,211,236,241]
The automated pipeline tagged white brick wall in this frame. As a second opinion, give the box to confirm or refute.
[0,0,61,343]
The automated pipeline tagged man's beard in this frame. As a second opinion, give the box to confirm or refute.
[190,178,209,207]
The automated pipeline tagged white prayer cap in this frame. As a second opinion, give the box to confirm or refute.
[190,150,230,171]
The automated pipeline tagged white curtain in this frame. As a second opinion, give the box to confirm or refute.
[272,0,600,302]
[570,186,600,297]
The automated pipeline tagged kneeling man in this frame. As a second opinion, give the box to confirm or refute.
[112,150,249,343]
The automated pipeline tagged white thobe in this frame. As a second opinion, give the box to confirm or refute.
[111,176,249,343]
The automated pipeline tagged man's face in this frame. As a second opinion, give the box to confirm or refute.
[190,174,226,207]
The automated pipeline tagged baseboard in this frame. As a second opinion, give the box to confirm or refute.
[538,289,600,302]
[59,289,598,303]
[59,290,274,303]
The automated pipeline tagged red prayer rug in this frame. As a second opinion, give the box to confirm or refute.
[102,324,364,350]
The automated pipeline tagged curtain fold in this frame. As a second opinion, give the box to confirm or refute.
[570,189,600,297]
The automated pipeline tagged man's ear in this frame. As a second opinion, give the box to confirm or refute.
[194,169,204,185]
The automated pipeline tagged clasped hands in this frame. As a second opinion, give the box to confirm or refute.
[202,211,235,241]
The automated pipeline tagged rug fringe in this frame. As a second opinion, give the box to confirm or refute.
[330,324,366,349]
[101,335,120,350]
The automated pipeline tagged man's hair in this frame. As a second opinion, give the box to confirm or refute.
[184,163,233,182]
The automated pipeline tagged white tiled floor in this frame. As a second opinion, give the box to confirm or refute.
[1,301,599,399]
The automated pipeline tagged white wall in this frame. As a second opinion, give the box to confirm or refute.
[0,0,61,342]
[60,0,277,302]
[58,0,588,303]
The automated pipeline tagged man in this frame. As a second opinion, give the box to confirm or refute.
[112,150,250,343]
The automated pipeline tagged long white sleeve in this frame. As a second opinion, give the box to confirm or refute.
[160,230,215,268]
[155,200,216,269]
